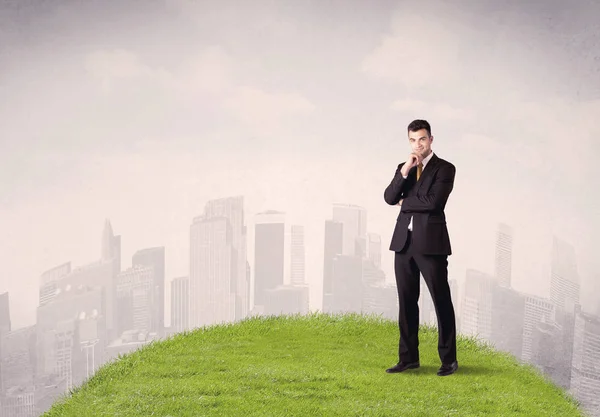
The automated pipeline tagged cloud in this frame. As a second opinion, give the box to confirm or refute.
[224,86,315,134]
[359,1,581,103]
[84,49,175,93]
[391,99,474,121]
[83,46,315,136]
[363,1,600,190]
[501,97,600,178]
[361,9,464,91]
[177,45,235,95]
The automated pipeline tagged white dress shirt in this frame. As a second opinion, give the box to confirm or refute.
[402,151,434,231]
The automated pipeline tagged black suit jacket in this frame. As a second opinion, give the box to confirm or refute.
[384,153,456,255]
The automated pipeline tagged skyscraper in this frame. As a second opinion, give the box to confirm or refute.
[332,203,367,258]
[522,294,555,362]
[322,220,343,312]
[189,196,249,327]
[100,219,121,337]
[189,215,235,328]
[367,233,382,269]
[494,223,513,288]
[39,262,71,307]
[253,211,285,310]
[204,196,249,321]
[0,291,10,394]
[101,218,121,273]
[290,225,306,286]
[116,265,155,333]
[0,292,10,334]
[570,311,600,414]
[460,269,494,342]
[132,247,165,333]
[171,277,189,333]
[550,236,580,312]
[490,285,525,359]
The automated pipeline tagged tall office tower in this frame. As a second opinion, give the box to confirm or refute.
[39,262,71,307]
[322,220,343,312]
[521,294,555,362]
[0,291,10,394]
[367,233,381,269]
[543,303,579,390]
[190,215,235,328]
[330,255,363,313]
[132,247,165,333]
[0,292,10,334]
[264,285,309,316]
[205,196,249,321]
[254,211,285,310]
[362,257,385,287]
[101,219,121,337]
[332,203,367,258]
[460,269,494,342]
[171,277,189,333]
[290,225,306,286]
[362,281,398,320]
[494,223,513,288]
[1,325,36,395]
[570,311,600,414]
[116,265,155,333]
[550,236,580,312]
[189,196,249,328]
[321,203,367,313]
[530,317,560,373]
[490,285,525,359]
[1,324,37,417]
[35,283,105,393]
[101,218,121,272]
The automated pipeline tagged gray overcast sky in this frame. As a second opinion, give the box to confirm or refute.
[1,0,599,328]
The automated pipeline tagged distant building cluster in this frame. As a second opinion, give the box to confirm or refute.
[435,224,600,416]
[0,198,599,416]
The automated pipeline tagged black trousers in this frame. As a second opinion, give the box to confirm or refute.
[394,230,457,364]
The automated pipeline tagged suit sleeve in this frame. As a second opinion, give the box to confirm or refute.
[384,163,409,205]
[400,163,456,213]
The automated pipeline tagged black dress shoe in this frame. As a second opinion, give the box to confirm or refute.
[386,361,420,373]
[437,360,458,376]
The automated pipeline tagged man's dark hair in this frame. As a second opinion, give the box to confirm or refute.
[407,119,431,137]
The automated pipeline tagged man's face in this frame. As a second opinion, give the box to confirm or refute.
[408,128,433,158]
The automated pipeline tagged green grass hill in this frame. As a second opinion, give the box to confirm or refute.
[44,312,586,416]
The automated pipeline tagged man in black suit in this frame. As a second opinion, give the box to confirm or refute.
[383,119,458,377]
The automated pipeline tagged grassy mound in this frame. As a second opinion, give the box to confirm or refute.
[44,312,585,416]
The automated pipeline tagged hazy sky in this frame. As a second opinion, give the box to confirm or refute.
[1,0,599,329]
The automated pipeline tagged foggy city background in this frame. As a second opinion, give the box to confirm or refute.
[1,0,599,415]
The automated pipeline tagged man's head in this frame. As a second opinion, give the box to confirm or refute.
[407,119,433,158]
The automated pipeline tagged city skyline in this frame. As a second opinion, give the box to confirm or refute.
[2,0,600,331]
[1,196,598,415]
[1,196,596,330]
[1,0,599,414]
[0,194,594,329]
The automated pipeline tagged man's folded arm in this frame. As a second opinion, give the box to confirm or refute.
[384,163,409,205]
[400,163,456,213]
